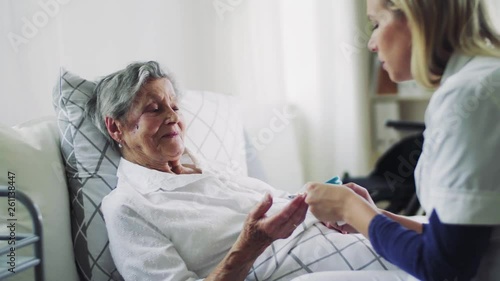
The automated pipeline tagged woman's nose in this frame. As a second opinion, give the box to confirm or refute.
[164,108,180,124]
[367,37,377,52]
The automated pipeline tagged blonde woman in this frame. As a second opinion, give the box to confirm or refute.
[306,0,500,280]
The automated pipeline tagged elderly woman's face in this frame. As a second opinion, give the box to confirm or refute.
[120,78,185,168]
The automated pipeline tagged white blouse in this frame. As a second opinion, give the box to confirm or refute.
[415,53,500,280]
[102,156,300,281]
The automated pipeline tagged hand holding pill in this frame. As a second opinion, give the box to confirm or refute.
[324,176,346,226]
[289,176,347,226]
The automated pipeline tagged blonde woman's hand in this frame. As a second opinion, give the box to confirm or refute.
[305,183,356,225]
[344,182,376,207]
[320,182,379,234]
[305,182,381,237]
[323,221,358,234]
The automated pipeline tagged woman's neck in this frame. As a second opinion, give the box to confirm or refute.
[171,163,202,175]
[121,147,202,174]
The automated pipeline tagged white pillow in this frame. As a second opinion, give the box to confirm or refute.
[181,90,248,176]
[0,117,79,281]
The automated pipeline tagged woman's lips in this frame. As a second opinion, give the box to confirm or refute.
[162,132,179,139]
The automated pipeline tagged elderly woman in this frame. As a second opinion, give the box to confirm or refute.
[86,61,396,281]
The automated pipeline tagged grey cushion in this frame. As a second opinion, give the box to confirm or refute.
[53,70,123,281]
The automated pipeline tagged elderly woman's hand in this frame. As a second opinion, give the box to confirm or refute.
[239,193,309,251]
[205,193,308,281]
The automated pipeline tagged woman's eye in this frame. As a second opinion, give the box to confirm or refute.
[146,105,159,113]
[371,23,379,31]
[172,106,179,111]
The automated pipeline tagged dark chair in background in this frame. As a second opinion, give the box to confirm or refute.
[343,120,425,216]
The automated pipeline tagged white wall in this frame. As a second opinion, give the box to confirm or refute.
[2,0,500,127]
[488,0,500,30]
[1,1,62,126]
[0,0,307,190]
[0,0,221,127]
[3,0,497,189]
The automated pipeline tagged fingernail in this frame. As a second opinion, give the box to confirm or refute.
[262,192,270,202]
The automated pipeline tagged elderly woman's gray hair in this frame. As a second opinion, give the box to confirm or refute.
[86,61,177,150]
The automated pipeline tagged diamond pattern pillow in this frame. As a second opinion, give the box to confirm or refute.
[181,91,247,176]
[53,71,122,281]
[52,69,248,280]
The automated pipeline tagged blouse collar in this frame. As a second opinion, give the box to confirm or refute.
[441,52,475,85]
[116,149,214,194]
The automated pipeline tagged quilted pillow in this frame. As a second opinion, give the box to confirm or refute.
[53,71,122,281]
[52,69,248,280]
[181,91,247,175]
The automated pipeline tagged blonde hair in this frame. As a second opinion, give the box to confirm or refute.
[386,0,500,88]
